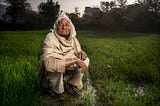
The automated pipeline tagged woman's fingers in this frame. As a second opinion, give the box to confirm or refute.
[78,51,87,60]
[76,59,88,73]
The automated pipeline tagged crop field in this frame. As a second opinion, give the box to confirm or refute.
[0,30,160,106]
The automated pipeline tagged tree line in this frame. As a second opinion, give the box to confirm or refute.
[0,0,159,33]
[0,0,60,30]
[96,0,160,32]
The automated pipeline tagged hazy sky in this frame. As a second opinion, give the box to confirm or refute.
[1,0,137,16]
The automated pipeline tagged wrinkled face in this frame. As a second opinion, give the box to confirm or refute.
[57,18,71,36]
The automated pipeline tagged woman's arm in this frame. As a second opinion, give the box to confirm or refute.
[65,58,88,73]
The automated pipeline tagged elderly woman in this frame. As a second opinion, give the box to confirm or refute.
[37,13,89,100]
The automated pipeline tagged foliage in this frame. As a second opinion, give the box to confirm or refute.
[99,0,160,32]
[0,30,159,105]
[117,0,127,8]
[100,1,110,13]
[138,0,160,13]
[4,0,31,23]
[1,0,60,30]
[38,0,60,26]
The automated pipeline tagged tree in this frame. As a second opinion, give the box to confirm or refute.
[110,1,116,10]
[117,0,127,9]
[67,7,80,24]
[100,1,117,13]
[38,0,60,24]
[116,0,127,16]
[148,0,160,13]
[74,7,80,17]
[100,1,110,13]
[137,0,160,13]
[4,0,31,23]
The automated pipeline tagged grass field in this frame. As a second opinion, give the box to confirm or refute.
[0,30,160,106]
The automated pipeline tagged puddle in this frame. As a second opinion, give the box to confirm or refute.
[83,73,97,106]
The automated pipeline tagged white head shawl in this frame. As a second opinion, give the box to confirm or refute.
[53,12,76,39]
[42,12,81,61]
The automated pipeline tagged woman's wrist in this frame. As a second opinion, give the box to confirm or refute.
[74,58,81,65]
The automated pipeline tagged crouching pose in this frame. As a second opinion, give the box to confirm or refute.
[37,13,89,100]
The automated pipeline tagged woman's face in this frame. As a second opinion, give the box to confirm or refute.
[57,18,71,36]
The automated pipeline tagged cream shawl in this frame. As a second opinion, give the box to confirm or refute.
[42,20,81,60]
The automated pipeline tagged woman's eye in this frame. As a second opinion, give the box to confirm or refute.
[59,23,63,26]
[65,24,69,27]
[58,22,70,28]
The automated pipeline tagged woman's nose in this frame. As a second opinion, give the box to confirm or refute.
[62,25,67,29]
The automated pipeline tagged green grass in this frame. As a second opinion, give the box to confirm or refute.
[0,30,160,106]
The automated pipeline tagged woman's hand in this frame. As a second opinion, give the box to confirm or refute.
[65,58,77,68]
[65,58,88,73]
[77,51,87,61]
[76,59,88,73]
